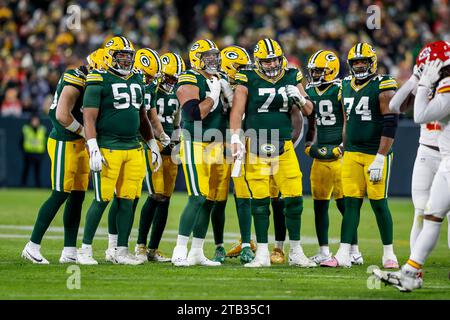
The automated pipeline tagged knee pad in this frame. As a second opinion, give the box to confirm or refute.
[284,197,303,219]
[251,197,270,217]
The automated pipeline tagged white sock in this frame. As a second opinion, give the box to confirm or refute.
[62,247,77,255]
[410,219,442,265]
[116,246,127,254]
[403,263,420,274]
[191,237,204,249]
[383,244,395,258]
[241,243,250,248]
[350,244,360,254]
[28,241,40,250]
[216,243,223,248]
[319,246,330,256]
[290,240,301,252]
[275,241,284,250]
[108,233,118,249]
[176,235,189,247]
[257,243,269,256]
[447,212,450,249]
[337,243,351,256]
[410,209,424,251]
[81,243,92,250]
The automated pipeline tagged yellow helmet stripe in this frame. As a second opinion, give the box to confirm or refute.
[120,36,130,48]
[264,38,274,55]
[205,39,215,49]
[310,50,324,65]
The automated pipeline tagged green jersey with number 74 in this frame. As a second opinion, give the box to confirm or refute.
[342,74,397,155]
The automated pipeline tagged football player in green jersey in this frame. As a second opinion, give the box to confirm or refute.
[104,47,164,263]
[171,39,227,267]
[21,49,104,264]
[304,50,359,264]
[134,52,186,263]
[321,43,400,268]
[78,36,161,265]
[230,38,316,268]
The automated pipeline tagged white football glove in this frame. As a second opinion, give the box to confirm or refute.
[159,131,171,148]
[206,76,221,110]
[413,65,422,80]
[230,133,245,160]
[146,138,162,172]
[87,138,107,172]
[220,78,234,105]
[286,85,307,109]
[368,153,385,182]
[418,59,443,89]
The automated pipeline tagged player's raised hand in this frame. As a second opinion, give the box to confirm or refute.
[368,153,385,182]
[206,76,221,109]
[418,59,443,89]
[286,85,306,109]
[86,138,107,172]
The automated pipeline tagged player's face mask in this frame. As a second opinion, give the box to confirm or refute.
[113,51,135,75]
[260,57,282,78]
[350,58,372,79]
[161,74,178,93]
[201,50,221,74]
[309,67,326,85]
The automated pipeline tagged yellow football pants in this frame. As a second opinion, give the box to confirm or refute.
[310,158,344,200]
[145,151,178,198]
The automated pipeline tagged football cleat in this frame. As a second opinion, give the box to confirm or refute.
[59,248,77,264]
[240,246,255,264]
[372,268,423,292]
[289,250,317,268]
[21,242,49,264]
[320,253,352,268]
[383,256,400,269]
[350,252,364,265]
[134,244,148,263]
[213,246,226,263]
[77,247,98,265]
[187,248,221,266]
[148,249,171,262]
[244,254,270,268]
[105,248,116,263]
[310,252,332,264]
[171,245,189,267]
[226,239,257,258]
[114,247,144,265]
[270,248,286,264]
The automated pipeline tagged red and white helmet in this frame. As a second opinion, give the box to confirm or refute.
[416,41,450,69]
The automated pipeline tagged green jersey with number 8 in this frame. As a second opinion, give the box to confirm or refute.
[342,74,397,155]
[306,81,343,146]
[83,69,146,150]
[235,67,303,141]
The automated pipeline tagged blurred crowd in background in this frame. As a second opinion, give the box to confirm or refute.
[0,0,448,118]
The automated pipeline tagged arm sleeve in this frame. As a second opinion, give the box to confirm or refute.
[83,84,102,109]
[389,76,417,113]
[414,87,450,124]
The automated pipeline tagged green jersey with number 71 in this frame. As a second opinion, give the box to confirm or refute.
[342,74,398,154]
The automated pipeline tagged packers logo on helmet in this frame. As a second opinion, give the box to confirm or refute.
[189,39,220,74]
[220,46,252,80]
[254,38,284,78]
[347,42,377,79]
[133,48,161,83]
[87,48,106,70]
[159,52,186,93]
[307,50,340,86]
[103,36,135,76]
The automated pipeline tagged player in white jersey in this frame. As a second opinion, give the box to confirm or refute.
[388,42,444,251]
[374,41,450,292]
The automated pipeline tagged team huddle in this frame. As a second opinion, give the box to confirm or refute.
[20,34,450,292]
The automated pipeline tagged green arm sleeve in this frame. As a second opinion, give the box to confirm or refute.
[83,84,102,108]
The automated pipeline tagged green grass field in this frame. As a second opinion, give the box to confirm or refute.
[0,189,448,300]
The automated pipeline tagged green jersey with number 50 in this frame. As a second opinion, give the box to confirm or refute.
[342,74,397,155]
[306,81,343,146]
[235,67,303,141]
[150,86,179,137]
[83,69,146,150]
